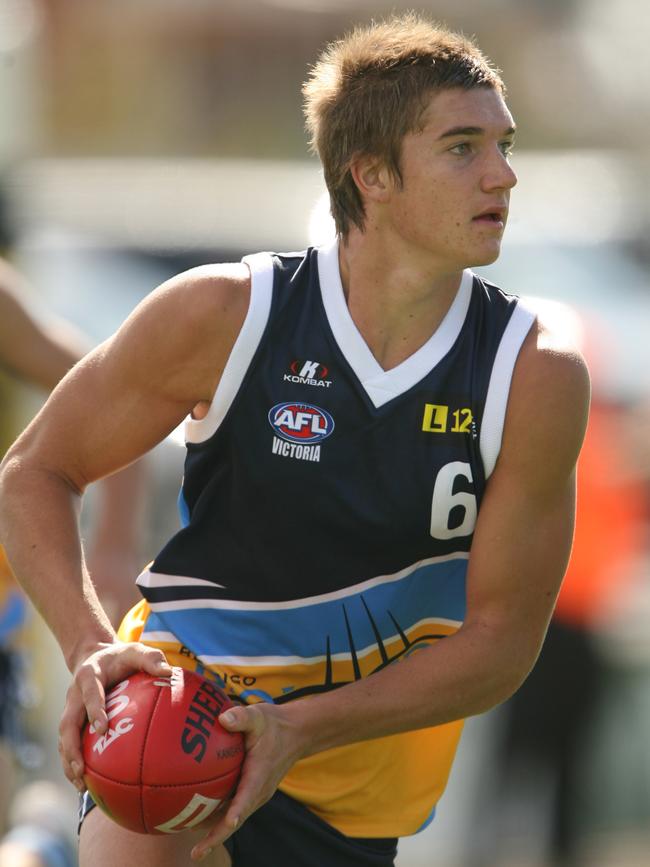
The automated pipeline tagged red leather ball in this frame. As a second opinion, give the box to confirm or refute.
[82,667,243,834]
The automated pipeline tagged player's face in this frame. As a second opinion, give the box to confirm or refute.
[387,86,517,270]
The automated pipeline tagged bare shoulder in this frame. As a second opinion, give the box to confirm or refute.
[498,303,591,489]
[1,262,254,485]
[133,262,250,343]
[105,262,251,402]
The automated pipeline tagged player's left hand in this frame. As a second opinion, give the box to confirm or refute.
[190,703,304,862]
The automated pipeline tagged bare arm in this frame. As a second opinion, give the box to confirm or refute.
[194,317,590,855]
[289,323,589,741]
[0,262,250,771]
[0,259,147,624]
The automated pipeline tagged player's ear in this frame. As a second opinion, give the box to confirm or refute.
[349,154,393,205]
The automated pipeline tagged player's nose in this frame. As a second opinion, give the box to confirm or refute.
[482,151,517,193]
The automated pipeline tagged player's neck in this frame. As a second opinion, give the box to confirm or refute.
[337,232,465,371]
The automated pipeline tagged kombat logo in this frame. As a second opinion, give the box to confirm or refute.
[284,359,332,388]
[268,401,335,463]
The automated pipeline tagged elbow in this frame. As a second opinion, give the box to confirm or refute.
[499,637,542,702]
[468,661,534,719]
[0,447,82,545]
[0,449,23,494]
[491,658,536,708]
[0,453,25,543]
[470,667,529,718]
[463,623,545,717]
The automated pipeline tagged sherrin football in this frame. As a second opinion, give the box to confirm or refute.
[82,667,244,834]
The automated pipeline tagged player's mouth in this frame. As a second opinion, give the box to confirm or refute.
[472,207,507,228]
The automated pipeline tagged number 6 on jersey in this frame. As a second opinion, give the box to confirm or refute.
[430,461,477,540]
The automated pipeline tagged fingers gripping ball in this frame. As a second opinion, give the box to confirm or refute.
[82,667,244,834]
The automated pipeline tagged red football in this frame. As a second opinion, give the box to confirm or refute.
[82,667,244,834]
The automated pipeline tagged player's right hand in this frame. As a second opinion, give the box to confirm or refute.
[58,641,172,792]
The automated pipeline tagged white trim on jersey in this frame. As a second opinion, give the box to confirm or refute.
[137,550,469,612]
[137,572,225,589]
[138,630,179,644]
[317,238,474,409]
[480,301,536,478]
[184,252,274,444]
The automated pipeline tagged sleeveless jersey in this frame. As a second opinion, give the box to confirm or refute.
[129,239,535,837]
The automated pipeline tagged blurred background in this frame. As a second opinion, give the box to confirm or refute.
[0,1,649,865]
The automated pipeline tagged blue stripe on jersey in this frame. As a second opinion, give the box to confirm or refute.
[416,806,437,833]
[177,486,190,528]
[144,557,467,662]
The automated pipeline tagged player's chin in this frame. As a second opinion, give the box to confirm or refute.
[467,242,503,268]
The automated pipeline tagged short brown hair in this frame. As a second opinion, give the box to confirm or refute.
[303,13,505,237]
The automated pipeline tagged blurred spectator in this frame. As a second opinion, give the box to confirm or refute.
[0,256,147,627]
[0,781,76,867]
[0,237,149,862]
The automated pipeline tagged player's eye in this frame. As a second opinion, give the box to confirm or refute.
[499,139,515,157]
[449,142,472,156]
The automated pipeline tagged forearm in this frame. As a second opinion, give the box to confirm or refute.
[212,618,540,846]
[0,456,116,671]
[286,619,532,758]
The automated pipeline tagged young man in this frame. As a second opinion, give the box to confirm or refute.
[0,14,589,867]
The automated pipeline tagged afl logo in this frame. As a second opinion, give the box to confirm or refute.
[268,402,335,444]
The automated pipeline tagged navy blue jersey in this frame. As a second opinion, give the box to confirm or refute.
[131,240,535,836]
